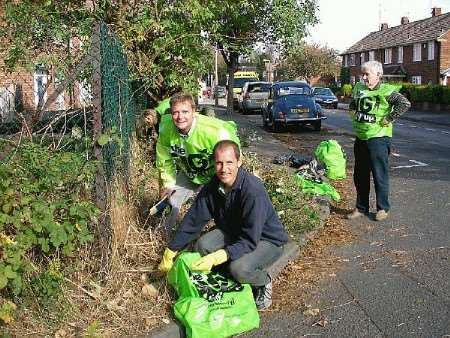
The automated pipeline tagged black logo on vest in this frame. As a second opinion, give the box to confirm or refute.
[355,95,380,124]
[170,145,211,178]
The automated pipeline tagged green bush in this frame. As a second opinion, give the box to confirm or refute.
[397,83,450,104]
[0,142,99,296]
[342,84,352,97]
[443,87,450,105]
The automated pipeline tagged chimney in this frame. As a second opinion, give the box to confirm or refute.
[401,16,409,25]
[380,23,389,31]
[431,7,441,17]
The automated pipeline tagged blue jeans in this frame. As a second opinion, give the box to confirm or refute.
[353,136,391,213]
[194,229,283,287]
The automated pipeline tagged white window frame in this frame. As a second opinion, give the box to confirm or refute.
[34,69,48,108]
[413,43,421,62]
[428,41,434,60]
[369,50,375,61]
[398,46,403,63]
[384,48,392,64]
[350,54,355,66]
[79,80,92,107]
[360,52,365,64]
[411,76,422,84]
[54,73,65,110]
[344,55,348,67]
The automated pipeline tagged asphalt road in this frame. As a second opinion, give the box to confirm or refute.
[242,107,450,337]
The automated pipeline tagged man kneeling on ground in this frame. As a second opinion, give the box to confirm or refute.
[158,140,288,310]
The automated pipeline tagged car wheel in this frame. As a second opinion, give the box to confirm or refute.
[313,120,321,131]
[262,116,268,128]
[334,103,338,109]
[271,120,282,133]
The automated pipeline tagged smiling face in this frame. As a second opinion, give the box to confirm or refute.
[214,145,242,189]
[361,67,381,89]
[171,100,195,134]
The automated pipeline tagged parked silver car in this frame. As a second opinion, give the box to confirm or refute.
[239,81,272,114]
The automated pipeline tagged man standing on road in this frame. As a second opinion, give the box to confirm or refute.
[158,140,288,310]
[156,92,240,230]
[347,61,411,221]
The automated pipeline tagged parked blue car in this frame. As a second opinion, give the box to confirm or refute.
[262,81,326,131]
[312,87,339,109]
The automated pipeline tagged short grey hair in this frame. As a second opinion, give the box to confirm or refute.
[361,61,383,77]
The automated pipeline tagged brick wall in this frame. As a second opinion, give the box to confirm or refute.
[440,30,450,73]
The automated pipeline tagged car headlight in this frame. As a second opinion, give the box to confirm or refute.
[315,98,323,102]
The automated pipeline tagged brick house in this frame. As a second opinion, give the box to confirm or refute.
[0,6,92,123]
[341,8,450,86]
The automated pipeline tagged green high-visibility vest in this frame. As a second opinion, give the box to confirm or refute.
[351,82,401,140]
[156,114,240,187]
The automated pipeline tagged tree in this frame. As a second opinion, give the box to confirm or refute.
[0,0,213,108]
[204,0,318,112]
[278,43,340,83]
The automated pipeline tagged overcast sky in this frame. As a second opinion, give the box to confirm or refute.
[307,0,450,53]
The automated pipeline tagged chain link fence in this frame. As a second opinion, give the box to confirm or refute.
[0,22,145,178]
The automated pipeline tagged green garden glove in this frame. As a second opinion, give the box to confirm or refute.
[191,249,228,273]
[158,248,178,273]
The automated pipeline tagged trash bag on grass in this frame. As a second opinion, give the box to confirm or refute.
[314,140,346,179]
[168,252,260,338]
[296,173,341,202]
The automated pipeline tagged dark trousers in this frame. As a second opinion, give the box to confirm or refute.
[353,136,391,213]
[194,228,283,287]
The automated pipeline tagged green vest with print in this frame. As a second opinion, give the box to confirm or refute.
[351,82,401,140]
[156,114,240,187]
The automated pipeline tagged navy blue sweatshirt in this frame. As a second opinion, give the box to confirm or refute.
[169,167,288,260]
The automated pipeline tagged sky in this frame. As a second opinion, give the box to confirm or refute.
[307,0,450,53]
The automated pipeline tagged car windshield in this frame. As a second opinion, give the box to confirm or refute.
[278,85,311,96]
[248,83,271,93]
[233,78,258,88]
[313,88,334,96]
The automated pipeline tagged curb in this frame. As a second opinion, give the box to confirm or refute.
[399,115,450,127]
[145,217,328,338]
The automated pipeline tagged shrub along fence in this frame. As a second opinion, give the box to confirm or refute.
[0,20,146,301]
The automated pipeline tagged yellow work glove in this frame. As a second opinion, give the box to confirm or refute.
[158,248,178,273]
[191,249,228,273]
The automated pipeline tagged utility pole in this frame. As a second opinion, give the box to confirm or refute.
[215,44,219,106]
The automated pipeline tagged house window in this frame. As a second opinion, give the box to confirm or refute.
[34,68,48,107]
[428,41,434,60]
[384,48,392,64]
[54,73,65,110]
[344,55,348,67]
[360,53,365,64]
[411,76,422,84]
[369,50,375,61]
[398,46,403,63]
[413,43,421,62]
[79,80,92,107]
[350,54,355,66]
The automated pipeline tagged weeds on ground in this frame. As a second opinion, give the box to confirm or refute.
[243,152,320,239]
[2,137,322,336]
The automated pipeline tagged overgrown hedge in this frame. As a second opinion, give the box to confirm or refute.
[331,82,450,105]
[397,83,450,104]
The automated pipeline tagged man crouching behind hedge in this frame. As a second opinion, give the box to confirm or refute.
[158,140,288,310]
